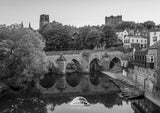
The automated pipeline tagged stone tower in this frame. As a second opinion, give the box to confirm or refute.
[39,14,50,29]
[105,15,122,26]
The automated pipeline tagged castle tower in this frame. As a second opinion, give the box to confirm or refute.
[105,15,122,26]
[39,14,50,29]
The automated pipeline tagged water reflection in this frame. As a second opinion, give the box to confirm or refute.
[1,91,160,113]
[0,92,130,113]
[90,71,102,86]
[1,71,160,113]
[66,72,82,87]
[39,70,56,88]
[131,98,160,113]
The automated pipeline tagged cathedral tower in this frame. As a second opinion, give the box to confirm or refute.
[39,14,50,29]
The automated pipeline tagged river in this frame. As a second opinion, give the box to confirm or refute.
[0,72,160,113]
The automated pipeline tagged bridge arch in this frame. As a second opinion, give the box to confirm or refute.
[66,59,81,72]
[89,58,102,86]
[65,59,82,87]
[89,58,101,72]
[109,57,122,73]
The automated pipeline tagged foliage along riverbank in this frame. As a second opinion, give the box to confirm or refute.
[0,27,49,95]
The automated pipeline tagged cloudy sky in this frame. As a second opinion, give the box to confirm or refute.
[0,0,159,29]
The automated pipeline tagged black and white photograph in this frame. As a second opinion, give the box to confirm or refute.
[0,0,160,113]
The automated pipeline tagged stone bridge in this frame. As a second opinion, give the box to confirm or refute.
[37,50,128,94]
[46,50,126,73]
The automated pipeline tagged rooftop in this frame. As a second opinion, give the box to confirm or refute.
[126,35,147,39]
[149,29,160,32]
[149,40,160,49]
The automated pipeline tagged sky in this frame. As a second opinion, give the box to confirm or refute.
[0,0,160,29]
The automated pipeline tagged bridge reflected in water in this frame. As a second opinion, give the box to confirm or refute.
[1,71,160,113]
[38,71,119,95]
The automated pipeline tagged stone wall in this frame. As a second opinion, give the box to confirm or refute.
[129,66,155,93]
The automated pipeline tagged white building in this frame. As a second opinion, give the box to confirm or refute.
[116,29,129,41]
[123,35,147,49]
[149,30,160,47]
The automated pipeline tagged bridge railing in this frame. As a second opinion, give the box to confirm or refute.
[45,48,124,56]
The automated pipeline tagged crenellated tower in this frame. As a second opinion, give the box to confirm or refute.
[39,14,50,29]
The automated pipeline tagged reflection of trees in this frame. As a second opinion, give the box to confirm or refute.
[43,95,72,106]
[85,94,122,108]
[0,92,124,113]
[66,72,82,87]
[0,94,47,113]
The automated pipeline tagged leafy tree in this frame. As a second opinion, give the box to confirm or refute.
[0,27,48,90]
[143,21,155,30]
[75,26,91,49]
[102,26,118,48]
[136,23,145,31]
[116,21,136,30]
[39,21,72,51]
[157,24,160,28]
[85,30,101,49]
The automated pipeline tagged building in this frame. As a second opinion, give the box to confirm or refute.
[7,22,24,30]
[130,48,155,94]
[0,24,6,28]
[39,14,50,29]
[149,30,160,47]
[116,29,128,41]
[123,35,147,49]
[129,40,160,98]
[105,15,122,26]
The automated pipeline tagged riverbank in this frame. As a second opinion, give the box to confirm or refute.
[101,71,160,107]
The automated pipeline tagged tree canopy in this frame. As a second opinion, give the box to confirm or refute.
[102,26,120,48]
[39,21,72,51]
[143,21,155,30]
[0,27,47,89]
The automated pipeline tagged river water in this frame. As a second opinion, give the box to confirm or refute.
[0,72,160,113]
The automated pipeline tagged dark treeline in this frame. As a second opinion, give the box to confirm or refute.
[39,20,160,51]
[39,21,122,51]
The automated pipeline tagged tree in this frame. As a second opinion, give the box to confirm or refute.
[136,23,145,31]
[76,26,91,49]
[85,30,101,49]
[39,21,72,51]
[143,21,155,30]
[0,27,48,90]
[102,26,118,48]
[116,21,136,30]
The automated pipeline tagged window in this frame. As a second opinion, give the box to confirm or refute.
[132,39,134,42]
[137,39,138,42]
[135,55,137,59]
[154,32,156,35]
[142,56,144,60]
[146,55,154,63]
[141,40,143,43]
[153,36,157,42]
[146,55,151,62]
[151,56,154,62]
